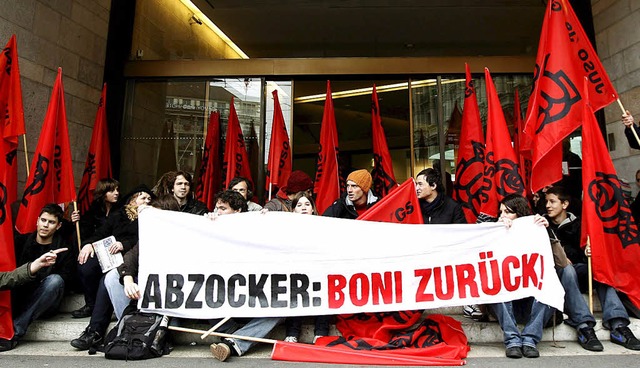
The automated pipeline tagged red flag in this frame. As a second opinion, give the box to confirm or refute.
[265,90,292,197]
[453,64,485,223]
[512,89,532,194]
[222,97,253,189]
[16,68,76,234]
[77,83,112,214]
[478,68,525,221]
[195,111,222,210]
[314,81,341,214]
[0,34,26,206]
[580,80,640,309]
[357,178,422,224]
[371,84,397,198]
[524,0,617,193]
[0,34,24,340]
[445,102,463,145]
[282,312,468,365]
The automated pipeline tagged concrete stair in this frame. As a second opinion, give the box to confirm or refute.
[22,293,640,347]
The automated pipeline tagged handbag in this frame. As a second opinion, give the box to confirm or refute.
[549,231,571,268]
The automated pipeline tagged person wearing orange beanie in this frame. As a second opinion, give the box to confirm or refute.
[322,169,378,219]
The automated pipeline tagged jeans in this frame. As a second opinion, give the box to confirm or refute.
[77,256,102,308]
[556,265,596,329]
[87,274,113,335]
[285,315,331,338]
[13,274,64,339]
[217,317,283,356]
[491,298,551,349]
[572,263,629,330]
[104,269,133,320]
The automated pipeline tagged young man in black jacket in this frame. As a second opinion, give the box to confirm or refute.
[415,168,466,224]
[322,169,378,219]
[8,204,74,350]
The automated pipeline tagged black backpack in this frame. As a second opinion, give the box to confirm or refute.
[103,310,170,360]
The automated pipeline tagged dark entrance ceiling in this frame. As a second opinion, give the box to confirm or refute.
[193,0,546,59]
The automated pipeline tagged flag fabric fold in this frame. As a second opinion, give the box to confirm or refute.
[77,83,112,214]
[512,89,532,195]
[524,0,617,193]
[222,97,254,189]
[453,64,485,223]
[195,111,222,210]
[478,68,525,221]
[314,81,342,214]
[580,80,640,309]
[0,34,26,206]
[298,312,468,366]
[370,84,397,198]
[265,90,292,198]
[357,178,422,224]
[16,68,76,234]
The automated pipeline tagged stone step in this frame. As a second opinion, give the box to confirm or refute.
[25,311,637,347]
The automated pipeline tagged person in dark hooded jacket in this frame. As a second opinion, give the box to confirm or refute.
[322,169,378,219]
[415,168,466,224]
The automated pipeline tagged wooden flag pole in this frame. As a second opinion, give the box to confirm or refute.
[22,134,29,173]
[73,201,81,252]
[200,316,230,339]
[617,99,640,147]
[169,325,276,344]
[587,236,593,314]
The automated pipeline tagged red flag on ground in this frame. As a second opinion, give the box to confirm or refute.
[195,111,222,210]
[370,85,397,198]
[453,64,485,223]
[357,178,422,224]
[77,83,112,214]
[478,68,525,221]
[222,97,253,189]
[512,89,532,195]
[16,68,76,234]
[524,0,617,193]
[580,80,640,309]
[265,90,292,198]
[314,81,341,214]
[0,34,26,206]
[286,312,468,365]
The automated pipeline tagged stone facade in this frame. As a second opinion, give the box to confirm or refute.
[0,0,110,190]
[593,0,640,195]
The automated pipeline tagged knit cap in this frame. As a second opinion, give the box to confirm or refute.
[284,170,314,194]
[347,169,372,193]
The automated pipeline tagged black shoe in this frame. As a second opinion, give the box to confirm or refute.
[522,345,539,358]
[610,326,640,350]
[70,328,102,351]
[71,304,93,318]
[0,337,17,352]
[577,327,604,352]
[505,346,523,359]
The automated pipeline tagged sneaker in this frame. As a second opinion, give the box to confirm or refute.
[210,342,231,361]
[463,304,484,321]
[522,345,539,358]
[71,304,93,319]
[505,346,523,359]
[610,326,640,350]
[70,328,102,351]
[284,336,298,343]
[0,337,17,352]
[577,327,604,352]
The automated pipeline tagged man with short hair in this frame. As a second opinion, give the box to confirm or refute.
[545,186,640,352]
[227,177,262,211]
[264,170,313,212]
[323,169,378,219]
[415,168,466,224]
[6,204,74,350]
[154,171,209,215]
[206,191,282,362]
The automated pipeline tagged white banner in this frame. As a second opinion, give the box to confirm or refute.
[138,209,564,319]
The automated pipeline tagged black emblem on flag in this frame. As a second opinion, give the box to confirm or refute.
[21,154,49,207]
[533,53,581,134]
[587,172,639,248]
[453,141,486,217]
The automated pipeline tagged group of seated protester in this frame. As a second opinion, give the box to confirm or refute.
[1,169,638,362]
